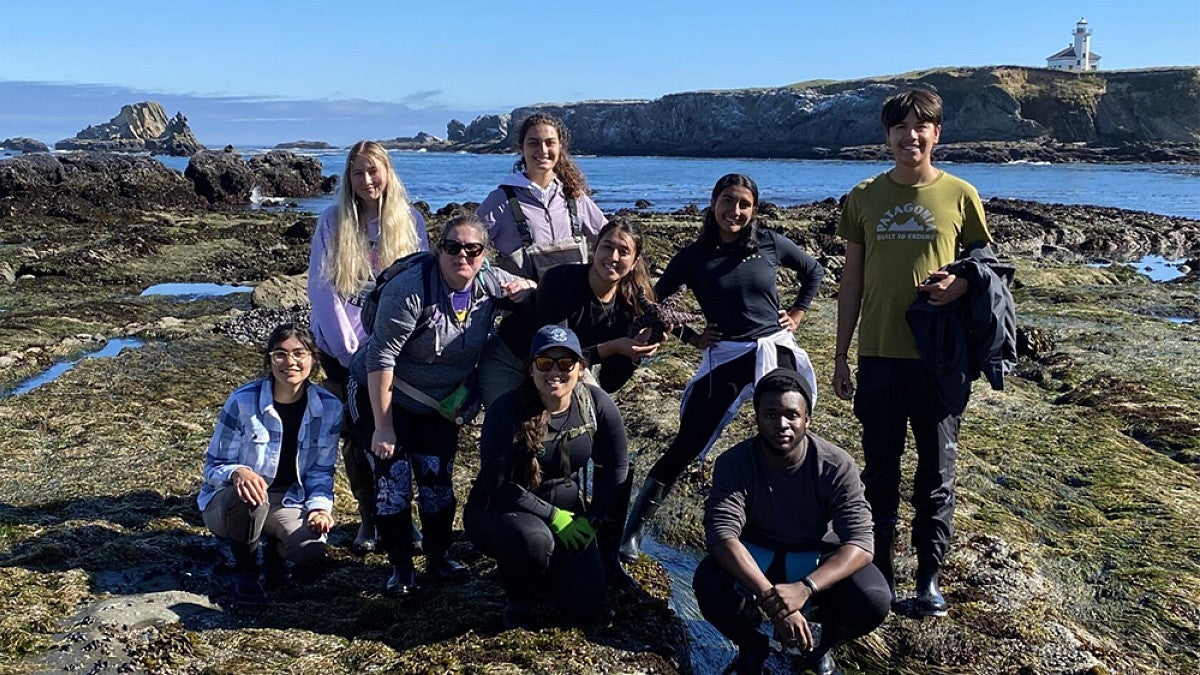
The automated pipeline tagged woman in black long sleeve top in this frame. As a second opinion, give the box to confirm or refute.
[537,218,661,393]
[464,325,630,628]
[620,173,826,563]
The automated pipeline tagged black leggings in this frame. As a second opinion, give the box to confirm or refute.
[464,506,607,623]
[648,346,796,485]
[692,554,891,647]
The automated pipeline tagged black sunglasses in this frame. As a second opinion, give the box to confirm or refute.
[533,355,580,372]
[441,240,486,258]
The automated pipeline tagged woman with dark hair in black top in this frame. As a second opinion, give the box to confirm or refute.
[620,173,826,563]
[464,326,630,628]
[537,217,660,393]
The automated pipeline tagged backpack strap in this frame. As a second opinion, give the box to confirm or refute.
[502,183,582,243]
[500,185,533,248]
[566,195,580,238]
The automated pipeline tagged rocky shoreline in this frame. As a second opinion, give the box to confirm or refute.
[0,175,1198,673]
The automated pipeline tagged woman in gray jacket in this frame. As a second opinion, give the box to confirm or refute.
[349,213,534,595]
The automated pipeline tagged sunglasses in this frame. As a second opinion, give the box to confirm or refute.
[441,240,486,258]
[533,355,580,372]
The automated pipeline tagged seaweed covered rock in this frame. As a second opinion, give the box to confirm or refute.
[0,152,201,218]
[185,149,255,206]
[246,150,329,198]
[186,149,330,206]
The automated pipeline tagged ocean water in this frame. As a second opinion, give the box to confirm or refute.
[154,150,1200,219]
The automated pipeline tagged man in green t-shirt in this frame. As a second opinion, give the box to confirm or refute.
[833,89,993,618]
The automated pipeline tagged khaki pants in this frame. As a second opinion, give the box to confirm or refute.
[202,488,327,565]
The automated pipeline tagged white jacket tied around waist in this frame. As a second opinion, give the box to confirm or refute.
[681,329,818,463]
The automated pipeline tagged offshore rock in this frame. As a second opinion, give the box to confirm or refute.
[186,149,328,205]
[185,149,255,206]
[246,150,329,198]
[274,140,334,150]
[0,152,201,218]
[380,132,451,151]
[1,137,50,153]
[54,102,205,156]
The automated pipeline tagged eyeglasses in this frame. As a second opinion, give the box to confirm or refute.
[440,240,486,258]
[533,355,579,372]
[269,349,312,363]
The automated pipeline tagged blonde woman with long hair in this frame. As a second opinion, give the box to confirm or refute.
[307,140,429,554]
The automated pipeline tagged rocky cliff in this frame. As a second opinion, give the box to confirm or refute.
[497,67,1200,159]
[55,101,205,156]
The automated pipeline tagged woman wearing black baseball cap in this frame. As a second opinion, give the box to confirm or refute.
[464,325,631,628]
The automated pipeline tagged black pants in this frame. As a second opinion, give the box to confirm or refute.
[464,506,607,623]
[349,379,460,563]
[319,354,376,510]
[648,346,796,485]
[692,554,891,648]
[854,357,962,566]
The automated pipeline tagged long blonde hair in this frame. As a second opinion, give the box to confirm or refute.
[324,141,420,298]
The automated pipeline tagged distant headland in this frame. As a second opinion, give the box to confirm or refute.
[4,66,1198,163]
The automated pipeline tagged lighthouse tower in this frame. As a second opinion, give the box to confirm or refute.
[1046,18,1101,71]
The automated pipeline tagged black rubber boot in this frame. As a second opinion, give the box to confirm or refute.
[420,507,468,581]
[873,529,897,606]
[598,472,637,589]
[377,509,419,595]
[618,477,671,564]
[228,541,267,604]
[261,539,291,591]
[352,502,377,555]
[807,649,843,675]
[411,514,424,556]
[914,561,948,617]
[723,632,769,675]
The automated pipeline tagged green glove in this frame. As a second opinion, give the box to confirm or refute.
[562,515,597,549]
[548,508,588,550]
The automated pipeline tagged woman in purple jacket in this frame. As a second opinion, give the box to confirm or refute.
[306,140,428,554]
[475,113,607,405]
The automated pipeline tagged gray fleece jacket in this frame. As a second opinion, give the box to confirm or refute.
[351,259,520,414]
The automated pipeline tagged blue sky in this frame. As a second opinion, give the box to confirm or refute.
[2,0,1197,145]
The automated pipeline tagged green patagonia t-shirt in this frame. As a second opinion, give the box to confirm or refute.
[837,170,993,360]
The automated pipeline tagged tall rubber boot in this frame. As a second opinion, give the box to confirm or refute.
[914,559,948,617]
[228,541,266,604]
[420,506,468,581]
[344,437,380,555]
[377,509,419,596]
[600,471,637,588]
[352,501,377,555]
[873,529,897,605]
[618,477,671,564]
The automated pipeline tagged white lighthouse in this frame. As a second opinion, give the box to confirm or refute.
[1046,18,1101,71]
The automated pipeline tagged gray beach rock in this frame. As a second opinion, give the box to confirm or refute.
[0,152,201,217]
[251,274,309,309]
